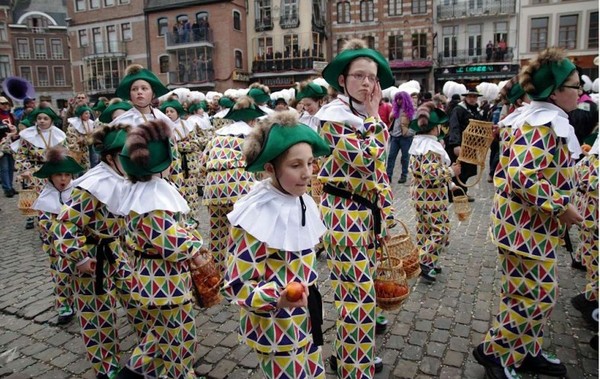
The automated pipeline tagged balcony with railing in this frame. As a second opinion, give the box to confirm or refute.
[81,41,127,60]
[437,0,515,20]
[84,72,121,94]
[438,47,514,66]
[255,18,273,32]
[280,13,299,29]
[253,50,325,73]
[165,28,213,50]
[167,66,215,87]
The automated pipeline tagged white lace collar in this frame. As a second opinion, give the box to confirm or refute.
[117,176,189,215]
[408,134,451,166]
[33,181,74,214]
[215,120,252,136]
[227,179,326,251]
[315,95,367,132]
[109,107,171,128]
[72,162,128,215]
[14,125,66,150]
[171,118,195,141]
[68,117,94,135]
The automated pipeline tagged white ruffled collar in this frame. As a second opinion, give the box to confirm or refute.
[117,176,189,215]
[408,134,451,166]
[315,95,367,132]
[109,107,171,128]
[68,117,94,135]
[215,120,252,136]
[212,108,229,119]
[227,179,326,251]
[299,112,321,132]
[72,162,128,215]
[171,118,194,141]
[16,125,66,150]
[187,114,212,130]
[33,182,73,214]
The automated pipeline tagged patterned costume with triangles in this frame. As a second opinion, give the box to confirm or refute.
[53,163,142,378]
[66,117,94,171]
[408,136,454,271]
[315,96,393,379]
[483,101,579,368]
[172,118,202,224]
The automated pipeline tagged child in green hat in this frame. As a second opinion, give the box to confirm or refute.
[407,102,460,282]
[296,80,328,132]
[115,119,206,379]
[222,110,330,379]
[32,146,84,325]
[98,98,133,124]
[66,104,96,171]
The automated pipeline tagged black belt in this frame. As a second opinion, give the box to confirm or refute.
[181,151,190,178]
[134,250,162,260]
[85,236,117,295]
[322,184,382,236]
[307,284,323,346]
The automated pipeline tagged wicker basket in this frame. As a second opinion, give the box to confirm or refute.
[18,189,39,216]
[190,248,222,308]
[387,221,421,279]
[375,244,410,311]
[458,120,495,166]
[310,175,323,204]
[453,187,472,221]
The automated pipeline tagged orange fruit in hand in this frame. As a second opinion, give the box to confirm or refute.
[285,282,304,302]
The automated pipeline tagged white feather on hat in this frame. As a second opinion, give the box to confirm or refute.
[593,78,599,94]
[443,81,466,99]
[312,77,329,89]
[590,93,599,105]
[172,88,191,103]
[205,91,221,102]
[188,91,206,102]
[497,80,509,92]
[397,80,421,95]
[582,75,593,92]
[382,85,398,99]
[476,82,499,102]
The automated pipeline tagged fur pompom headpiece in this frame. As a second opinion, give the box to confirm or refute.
[33,146,84,179]
[119,120,173,179]
[519,47,576,101]
[408,102,449,135]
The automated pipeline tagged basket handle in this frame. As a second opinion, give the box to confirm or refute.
[395,219,411,240]
[454,163,484,188]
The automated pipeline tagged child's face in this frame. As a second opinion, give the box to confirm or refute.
[50,173,72,192]
[165,107,178,121]
[267,142,313,197]
[130,80,154,109]
[80,110,91,121]
[37,114,52,129]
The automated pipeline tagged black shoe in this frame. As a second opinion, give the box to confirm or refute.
[591,335,598,351]
[467,196,475,203]
[116,367,144,379]
[571,259,587,271]
[398,176,407,184]
[571,293,598,314]
[472,344,519,379]
[419,264,437,282]
[375,315,388,335]
[56,313,74,325]
[434,266,442,274]
[4,190,14,198]
[517,352,567,377]
[329,355,383,374]
[25,219,34,229]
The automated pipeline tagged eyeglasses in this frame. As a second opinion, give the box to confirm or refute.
[562,84,582,90]
[0,102,9,105]
[347,73,379,83]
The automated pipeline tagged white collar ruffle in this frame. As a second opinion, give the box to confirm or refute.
[33,182,73,214]
[215,120,252,136]
[72,162,128,215]
[118,176,189,215]
[408,134,451,166]
[171,118,195,141]
[187,114,212,130]
[12,125,66,151]
[109,107,171,128]
[299,112,321,132]
[68,116,94,135]
[212,108,229,119]
[315,95,367,132]
[227,179,326,251]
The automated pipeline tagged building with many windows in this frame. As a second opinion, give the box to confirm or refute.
[8,0,72,108]
[329,0,436,92]
[248,0,328,90]
[518,0,597,80]
[0,1,12,89]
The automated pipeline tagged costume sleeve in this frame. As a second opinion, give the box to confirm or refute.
[13,139,32,175]
[419,153,454,185]
[506,125,570,215]
[53,188,97,264]
[320,117,389,177]
[222,226,279,313]
[65,125,84,155]
[135,210,203,262]
[38,211,54,249]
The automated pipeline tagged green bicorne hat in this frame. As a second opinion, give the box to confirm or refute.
[246,118,331,172]
[223,99,266,122]
[95,128,128,154]
[296,82,328,101]
[115,65,169,100]
[218,96,235,109]
[75,105,93,118]
[30,106,59,123]
[33,151,84,179]
[524,58,576,101]
[248,87,271,104]
[159,99,186,116]
[99,101,133,123]
[507,83,526,105]
[188,100,208,113]
[323,47,395,93]
[409,107,449,134]
[92,100,107,112]
[119,138,173,177]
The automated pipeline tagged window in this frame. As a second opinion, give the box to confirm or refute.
[284,34,299,56]
[389,0,402,16]
[255,0,272,28]
[177,15,189,24]
[0,22,7,41]
[53,66,65,86]
[364,36,375,49]
[337,2,351,23]
[312,32,322,57]
[468,0,483,10]
[559,15,578,49]
[235,50,243,69]
[104,0,115,5]
[37,67,49,87]
[531,0,548,4]
[157,17,168,36]
[20,66,32,82]
[75,0,86,11]
[388,35,403,60]
[34,39,46,59]
[121,23,132,40]
[107,25,118,52]
[282,0,298,19]
[257,36,273,57]
[78,30,88,47]
[159,55,169,73]
[51,39,63,59]
[16,38,30,59]
[92,27,102,54]
[233,10,241,31]
[118,0,130,4]
[360,1,374,22]
[412,33,427,59]
[89,0,100,9]
[494,22,508,46]
[442,26,458,58]
[590,12,599,49]
[411,0,426,14]
[337,38,347,53]
[196,11,208,24]
[0,55,10,80]
[530,17,548,51]
[467,24,482,57]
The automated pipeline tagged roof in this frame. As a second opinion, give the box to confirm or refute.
[144,0,226,12]
[12,0,67,26]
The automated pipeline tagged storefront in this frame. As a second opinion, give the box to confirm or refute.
[434,63,520,92]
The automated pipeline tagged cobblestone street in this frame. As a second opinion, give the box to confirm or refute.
[0,167,597,379]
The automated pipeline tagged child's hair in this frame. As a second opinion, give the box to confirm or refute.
[520,47,566,95]
[91,123,131,161]
[244,111,299,168]
[125,120,172,183]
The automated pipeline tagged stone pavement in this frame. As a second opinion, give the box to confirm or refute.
[0,167,597,379]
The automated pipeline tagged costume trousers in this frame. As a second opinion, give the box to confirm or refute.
[482,248,558,368]
[127,302,197,379]
[207,203,233,274]
[414,204,449,270]
[326,242,377,379]
[42,241,74,312]
[255,342,325,379]
[582,226,599,301]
